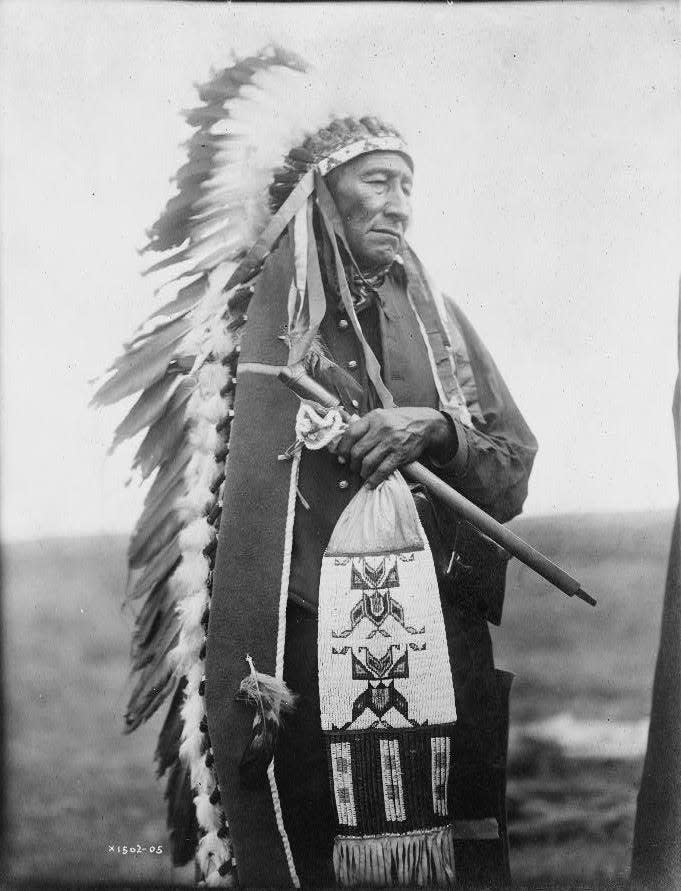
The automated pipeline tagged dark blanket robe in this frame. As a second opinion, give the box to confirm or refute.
[205,236,537,887]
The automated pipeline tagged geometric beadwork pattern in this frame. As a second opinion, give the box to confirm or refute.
[430,736,452,817]
[330,741,358,827]
[379,738,406,822]
[325,727,457,836]
[319,505,459,843]
[319,548,457,731]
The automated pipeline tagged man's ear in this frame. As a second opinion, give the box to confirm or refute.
[324,167,340,200]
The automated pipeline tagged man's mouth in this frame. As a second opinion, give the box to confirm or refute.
[372,228,402,240]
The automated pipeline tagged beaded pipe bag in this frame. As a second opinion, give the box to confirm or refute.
[318,472,459,886]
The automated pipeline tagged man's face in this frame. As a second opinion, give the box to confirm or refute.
[325,151,413,272]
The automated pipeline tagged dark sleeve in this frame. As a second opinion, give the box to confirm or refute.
[428,300,538,523]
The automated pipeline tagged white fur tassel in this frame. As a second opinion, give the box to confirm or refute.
[195,793,222,831]
[163,308,236,885]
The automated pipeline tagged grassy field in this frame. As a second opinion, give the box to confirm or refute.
[2,510,674,886]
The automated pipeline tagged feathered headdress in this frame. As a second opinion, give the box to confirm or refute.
[93,45,417,885]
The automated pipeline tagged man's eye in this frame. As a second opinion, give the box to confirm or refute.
[366,178,387,187]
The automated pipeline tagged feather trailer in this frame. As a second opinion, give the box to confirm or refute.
[129,445,193,530]
[124,660,176,732]
[144,47,305,261]
[93,314,194,406]
[126,576,179,657]
[150,274,208,321]
[98,43,375,883]
[125,447,193,571]
[130,604,177,688]
[130,598,180,672]
[144,192,201,255]
[127,505,184,571]
[132,412,187,482]
[156,676,186,778]
[131,379,194,479]
[126,663,178,731]
[154,678,200,867]
[94,349,182,408]
[130,579,178,665]
[166,758,200,866]
[108,373,183,454]
[144,241,207,276]
[123,309,194,352]
[143,441,194,505]
[129,475,187,557]
[236,655,297,789]
[171,154,213,184]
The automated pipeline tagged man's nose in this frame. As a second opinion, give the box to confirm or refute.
[384,184,411,224]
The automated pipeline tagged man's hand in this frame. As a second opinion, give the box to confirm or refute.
[330,407,457,489]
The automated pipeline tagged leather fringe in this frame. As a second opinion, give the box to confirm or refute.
[333,824,457,888]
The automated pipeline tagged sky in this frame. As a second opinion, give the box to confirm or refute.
[1,1,679,541]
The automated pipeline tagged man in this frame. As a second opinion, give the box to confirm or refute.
[99,50,537,888]
[205,110,537,886]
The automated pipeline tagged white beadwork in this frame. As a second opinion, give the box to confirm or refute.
[330,741,358,827]
[430,736,452,817]
[379,739,406,823]
[318,478,457,732]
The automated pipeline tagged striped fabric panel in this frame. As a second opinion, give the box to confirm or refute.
[430,735,452,817]
[379,738,406,823]
[329,741,358,827]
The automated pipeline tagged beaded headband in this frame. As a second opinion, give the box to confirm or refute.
[317,135,413,175]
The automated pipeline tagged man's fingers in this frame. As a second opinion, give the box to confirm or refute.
[350,436,380,474]
[366,454,401,489]
[345,426,384,470]
[358,442,390,480]
[336,416,370,458]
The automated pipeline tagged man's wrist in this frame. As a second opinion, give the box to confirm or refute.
[426,410,459,465]
[429,410,470,476]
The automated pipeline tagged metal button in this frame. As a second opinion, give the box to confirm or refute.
[337,455,346,465]
[351,399,359,409]
[347,360,358,370]
[338,480,349,490]
[338,318,349,330]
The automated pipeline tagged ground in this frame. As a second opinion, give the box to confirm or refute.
[2,510,673,886]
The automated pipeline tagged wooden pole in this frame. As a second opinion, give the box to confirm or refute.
[279,363,596,607]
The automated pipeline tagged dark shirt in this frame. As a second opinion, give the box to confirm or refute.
[278,264,515,887]
[288,262,441,609]
[287,256,538,609]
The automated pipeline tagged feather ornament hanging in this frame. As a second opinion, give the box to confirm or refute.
[236,656,298,789]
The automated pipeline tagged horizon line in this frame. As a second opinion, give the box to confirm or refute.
[2,505,676,547]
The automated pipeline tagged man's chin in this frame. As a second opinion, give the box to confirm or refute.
[357,246,399,273]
